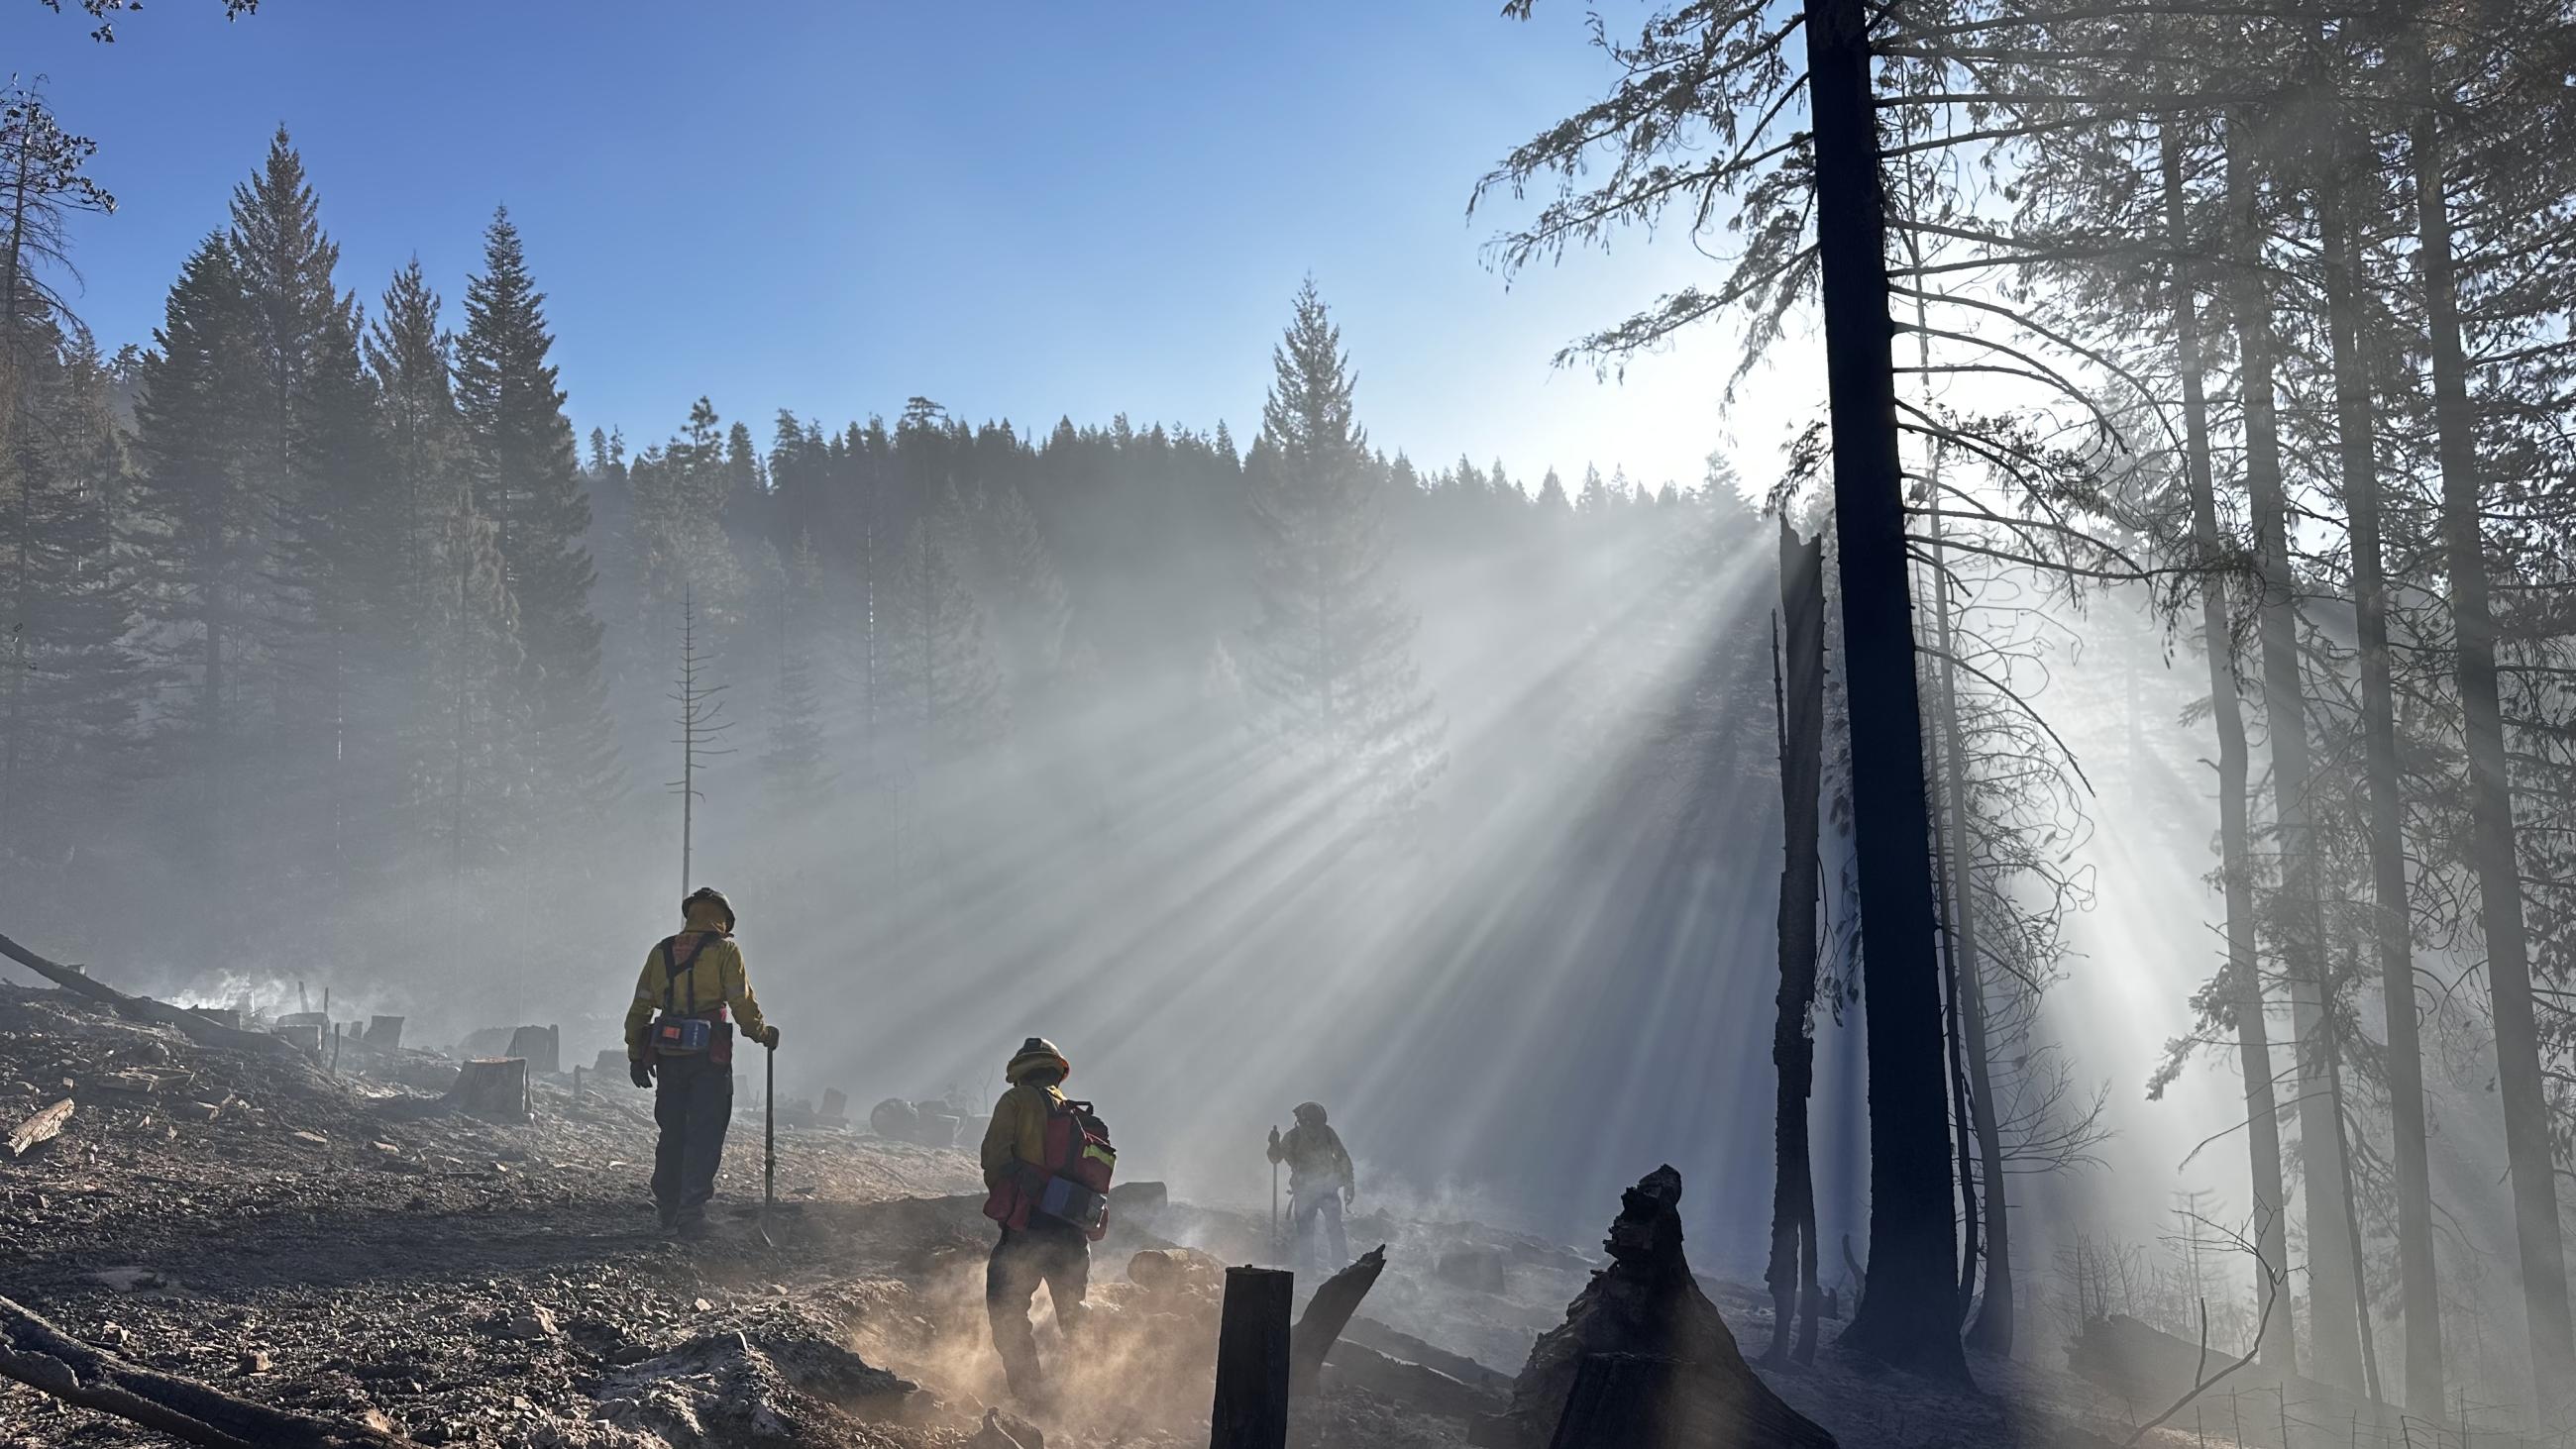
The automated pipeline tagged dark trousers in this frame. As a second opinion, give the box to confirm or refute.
[651,1055,733,1227]
[987,1220,1090,1395]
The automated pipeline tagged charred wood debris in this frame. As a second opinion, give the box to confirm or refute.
[5,950,2209,1447]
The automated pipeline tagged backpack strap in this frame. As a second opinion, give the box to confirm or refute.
[660,933,719,1018]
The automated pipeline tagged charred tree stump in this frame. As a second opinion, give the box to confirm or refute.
[1210,1266,1291,1449]
[1546,1354,1679,1449]
[0,1294,410,1447]
[1290,1245,1386,1396]
[505,1025,560,1076]
[1499,1168,1835,1449]
[452,1058,529,1120]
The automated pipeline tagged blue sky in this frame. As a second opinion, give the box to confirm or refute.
[15,2,1802,489]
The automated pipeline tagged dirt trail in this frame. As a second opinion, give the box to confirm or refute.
[0,983,1481,1448]
[1,982,2224,1449]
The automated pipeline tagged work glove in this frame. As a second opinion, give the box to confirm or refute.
[1343,1186,1356,1208]
[1267,1125,1281,1150]
[760,1025,782,1050]
[630,1061,653,1089]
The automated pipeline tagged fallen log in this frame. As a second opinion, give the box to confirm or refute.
[0,932,304,1066]
[1342,1316,1513,1394]
[1289,1244,1386,1397]
[7,1098,73,1158]
[0,1293,410,1448]
[1324,1340,1507,1421]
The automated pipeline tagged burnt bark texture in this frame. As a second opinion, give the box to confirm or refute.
[1801,0,1967,1381]
[1502,1166,1836,1449]
[1765,518,1828,1367]
[1211,1266,1292,1449]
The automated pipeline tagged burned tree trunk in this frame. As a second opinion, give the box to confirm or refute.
[2162,120,2296,1378]
[1545,1355,1683,1449]
[1290,1246,1387,1396]
[1926,542,1995,1348]
[1939,880,1980,1331]
[1765,518,1828,1367]
[2406,28,2576,1415]
[1500,1167,1835,1449]
[2226,114,2364,1393]
[1211,1267,1291,1449]
[1800,0,1965,1382]
[2315,108,2441,1418]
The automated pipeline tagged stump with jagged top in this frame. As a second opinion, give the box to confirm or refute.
[1490,1165,1837,1449]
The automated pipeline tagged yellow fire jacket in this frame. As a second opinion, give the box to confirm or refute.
[981,1080,1066,1193]
[623,899,769,1060]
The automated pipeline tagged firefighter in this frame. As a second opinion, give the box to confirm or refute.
[625,886,777,1238]
[980,1036,1090,1401]
[1267,1100,1355,1275]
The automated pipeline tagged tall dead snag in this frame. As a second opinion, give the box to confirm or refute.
[2224,114,2364,1394]
[2405,26,2576,1416]
[2311,91,2440,1417]
[1804,0,1967,1381]
[1764,517,1828,1367]
[2160,121,2297,1378]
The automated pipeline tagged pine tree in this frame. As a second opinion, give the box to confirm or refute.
[0,334,133,893]
[760,532,834,813]
[1534,466,1571,518]
[369,259,528,864]
[276,294,398,885]
[882,503,1005,773]
[723,417,766,546]
[1241,280,1445,825]
[128,235,267,890]
[1575,463,1613,517]
[227,126,340,507]
[627,395,745,613]
[369,259,464,607]
[968,479,1071,716]
[456,207,616,812]
[0,83,126,863]
[418,498,530,893]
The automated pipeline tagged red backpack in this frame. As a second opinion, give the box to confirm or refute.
[985,1096,1117,1240]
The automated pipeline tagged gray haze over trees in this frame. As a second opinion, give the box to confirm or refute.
[16,0,2576,1436]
